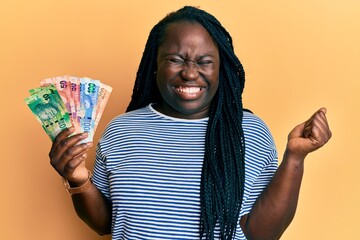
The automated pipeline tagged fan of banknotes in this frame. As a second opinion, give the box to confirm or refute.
[25,75,112,143]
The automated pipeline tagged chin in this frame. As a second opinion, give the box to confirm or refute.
[175,103,209,117]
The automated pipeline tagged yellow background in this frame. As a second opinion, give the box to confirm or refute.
[1,0,359,239]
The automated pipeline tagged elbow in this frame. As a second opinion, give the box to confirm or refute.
[243,226,282,240]
[85,217,112,236]
[96,229,111,236]
[243,231,282,240]
[241,214,290,240]
[75,210,112,236]
[85,219,111,236]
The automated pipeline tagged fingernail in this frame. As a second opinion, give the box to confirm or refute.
[320,107,327,114]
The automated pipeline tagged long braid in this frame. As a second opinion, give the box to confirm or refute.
[126,6,246,239]
[126,29,160,111]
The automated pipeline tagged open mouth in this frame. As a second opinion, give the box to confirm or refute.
[175,86,204,94]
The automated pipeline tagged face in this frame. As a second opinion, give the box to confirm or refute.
[155,21,220,119]
[38,106,57,120]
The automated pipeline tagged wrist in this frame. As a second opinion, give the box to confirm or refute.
[283,149,306,166]
[62,170,93,195]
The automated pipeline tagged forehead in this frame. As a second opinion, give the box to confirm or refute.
[159,21,218,51]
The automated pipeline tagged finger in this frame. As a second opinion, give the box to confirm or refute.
[318,107,327,115]
[312,109,332,138]
[61,141,93,163]
[51,127,75,150]
[304,116,331,147]
[303,124,312,138]
[303,118,323,140]
[51,138,92,165]
[50,132,89,160]
[64,152,89,177]
[51,141,93,175]
[313,108,329,126]
[308,107,327,124]
[303,107,329,136]
[50,132,91,167]
[302,115,315,138]
[319,111,331,135]
[308,125,328,148]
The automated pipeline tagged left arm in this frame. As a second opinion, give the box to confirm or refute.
[240,108,332,240]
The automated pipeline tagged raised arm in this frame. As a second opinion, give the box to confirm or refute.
[49,127,112,235]
[240,108,332,240]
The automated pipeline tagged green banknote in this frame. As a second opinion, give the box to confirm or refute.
[26,76,112,143]
[26,85,73,140]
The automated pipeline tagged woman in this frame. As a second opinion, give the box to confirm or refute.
[49,6,331,239]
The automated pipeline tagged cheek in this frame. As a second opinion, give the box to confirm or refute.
[208,71,219,92]
[209,81,219,98]
[156,72,165,89]
[156,70,171,95]
[156,67,176,86]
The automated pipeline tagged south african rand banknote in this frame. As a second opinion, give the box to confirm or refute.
[40,76,82,133]
[26,85,72,140]
[93,83,112,133]
[78,77,100,143]
[26,76,112,142]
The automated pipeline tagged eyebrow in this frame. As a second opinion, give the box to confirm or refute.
[162,53,216,59]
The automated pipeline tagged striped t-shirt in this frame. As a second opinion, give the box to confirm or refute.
[93,104,278,239]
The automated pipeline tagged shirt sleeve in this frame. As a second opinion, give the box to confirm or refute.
[92,141,111,200]
[240,112,278,216]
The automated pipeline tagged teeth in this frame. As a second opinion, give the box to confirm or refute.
[177,86,202,93]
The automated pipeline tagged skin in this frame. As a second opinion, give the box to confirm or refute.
[49,130,111,235]
[154,22,220,119]
[240,108,331,239]
[49,21,332,238]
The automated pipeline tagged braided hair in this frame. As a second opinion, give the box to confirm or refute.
[126,6,246,239]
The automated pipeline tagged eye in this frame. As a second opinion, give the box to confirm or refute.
[198,60,212,65]
[166,56,185,65]
[197,59,213,67]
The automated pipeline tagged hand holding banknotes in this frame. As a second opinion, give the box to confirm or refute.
[49,126,93,185]
[26,75,112,184]
[26,75,112,143]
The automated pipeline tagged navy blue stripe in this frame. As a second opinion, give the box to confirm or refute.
[92,104,278,239]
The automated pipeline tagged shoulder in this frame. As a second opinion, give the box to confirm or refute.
[242,111,271,132]
[242,111,276,148]
[101,106,153,139]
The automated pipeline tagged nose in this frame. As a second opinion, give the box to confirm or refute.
[180,60,199,81]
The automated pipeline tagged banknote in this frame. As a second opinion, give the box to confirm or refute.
[68,76,81,133]
[40,76,74,117]
[93,83,113,133]
[79,77,100,142]
[26,85,72,140]
[26,76,112,143]
[28,85,67,113]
